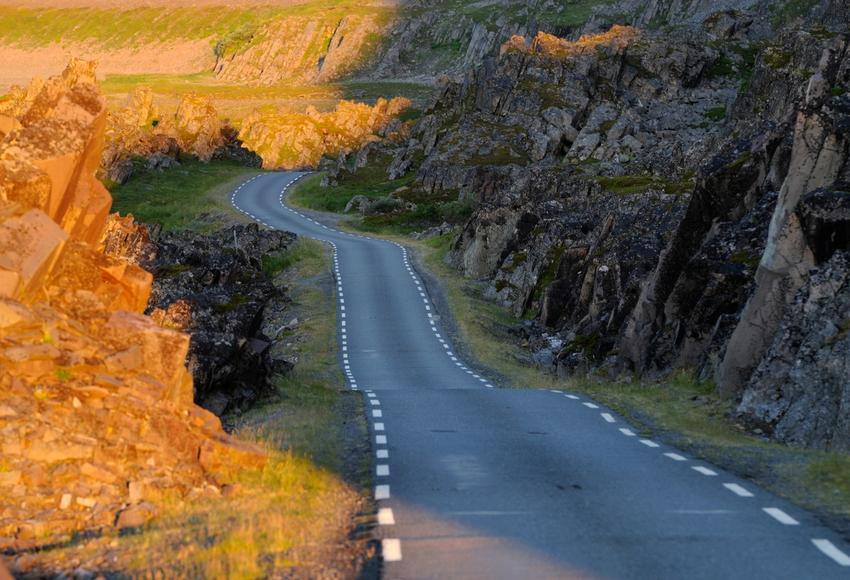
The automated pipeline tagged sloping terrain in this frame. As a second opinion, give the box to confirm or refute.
[312,0,850,450]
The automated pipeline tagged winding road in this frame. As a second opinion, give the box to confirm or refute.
[232,171,850,579]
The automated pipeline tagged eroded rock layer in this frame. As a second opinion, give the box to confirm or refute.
[0,60,265,550]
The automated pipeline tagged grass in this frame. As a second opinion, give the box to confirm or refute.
[236,238,356,475]
[107,157,261,231]
[0,2,393,50]
[290,168,414,213]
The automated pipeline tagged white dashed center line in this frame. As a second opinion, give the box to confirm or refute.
[375,485,390,500]
[378,508,396,525]
[383,538,403,562]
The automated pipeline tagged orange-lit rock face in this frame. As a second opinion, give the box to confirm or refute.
[0,60,265,550]
[502,26,640,59]
[239,96,413,169]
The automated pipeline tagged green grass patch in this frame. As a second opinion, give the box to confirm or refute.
[240,238,351,472]
[594,174,694,195]
[290,169,414,214]
[540,0,616,28]
[108,157,260,232]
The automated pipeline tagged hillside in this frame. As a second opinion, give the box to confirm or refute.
[304,0,850,450]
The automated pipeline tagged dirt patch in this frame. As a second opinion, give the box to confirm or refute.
[0,42,213,91]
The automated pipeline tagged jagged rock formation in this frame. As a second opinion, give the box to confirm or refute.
[341,2,850,449]
[0,60,265,550]
[239,97,412,169]
[100,88,260,185]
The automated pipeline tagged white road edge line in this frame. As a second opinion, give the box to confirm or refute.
[601,413,616,423]
[375,485,390,500]
[763,507,799,525]
[692,466,718,476]
[664,453,687,461]
[812,539,850,566]
[723,483,754,497]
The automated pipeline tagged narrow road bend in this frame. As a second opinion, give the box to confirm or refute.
[231,171,850,579]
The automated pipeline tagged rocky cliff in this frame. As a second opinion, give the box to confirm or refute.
[339,2,850,450]
[0,60,265,550]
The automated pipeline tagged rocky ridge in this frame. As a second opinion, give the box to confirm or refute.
[0,60,265,550]
[98,88,261,186]
[239,96,413,169]
[337,2,850,450]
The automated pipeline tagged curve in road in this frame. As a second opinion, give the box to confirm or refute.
[231,171,850,579]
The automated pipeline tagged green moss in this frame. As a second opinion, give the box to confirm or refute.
[727,151,752,171]
[831,85,847,97]
[158,264,193,278]
[704,106,727,122]
[706,54,736,79]
[763,46,793,70]
[770,0,820,26]
[55,368,73,382]
[730,250,761,270]
[599,119,617,133]
[213,293,249,314]
[532,245,566,303]
[467,146,526,166]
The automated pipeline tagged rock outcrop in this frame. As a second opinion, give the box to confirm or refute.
[0,60,265,550]
[239,97,412,169]
[339,3,850,449]
[101,89,260,186]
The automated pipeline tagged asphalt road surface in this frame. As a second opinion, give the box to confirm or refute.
[232,171,850,579]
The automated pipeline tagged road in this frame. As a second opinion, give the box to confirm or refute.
[232,171,850,579]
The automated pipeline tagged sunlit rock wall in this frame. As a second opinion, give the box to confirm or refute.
[0,60,265,550]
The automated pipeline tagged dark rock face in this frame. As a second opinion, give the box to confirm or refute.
[103,221,296,417]
[348,2,850,449]
[146,224,296,416]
